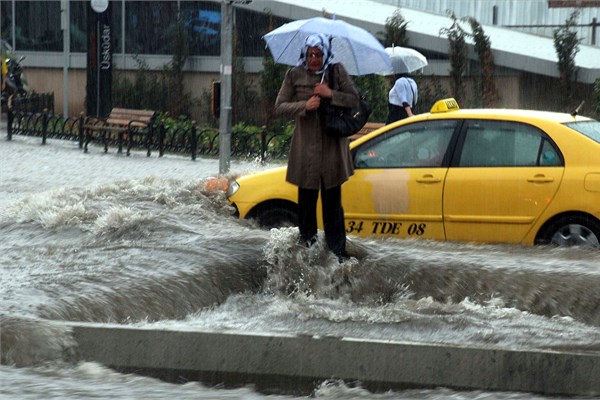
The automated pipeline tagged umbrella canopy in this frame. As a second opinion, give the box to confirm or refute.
[262,17,391,76]
[385,46,428,74]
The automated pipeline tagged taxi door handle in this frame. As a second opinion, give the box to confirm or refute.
[527,175,554,183]
[416,174,442,184]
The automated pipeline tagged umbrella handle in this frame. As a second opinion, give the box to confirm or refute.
[320,64,330,84]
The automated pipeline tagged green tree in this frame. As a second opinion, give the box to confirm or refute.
[259,13,289,132]
[112,16,196,118]
[166,13,191,117]
[368,8,409,121]
[553,10,582,110]
[260,54,288,130]
[467,17,498,107]
[354,75,387,122]
[382,9,408,47]
[232,30,260,126]
[440,12,467,104]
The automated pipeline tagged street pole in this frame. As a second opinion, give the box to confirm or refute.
[218,0,233,174]
[61,0,69,116]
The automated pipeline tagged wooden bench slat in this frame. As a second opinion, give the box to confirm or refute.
[109,113,154,121]
[110,115,153,122]
[111,107,154,113]
[84,125,123,131]
[106,118,150,127]
[110,113,153,119]
[111,108,155,116]
[105,118,133,125]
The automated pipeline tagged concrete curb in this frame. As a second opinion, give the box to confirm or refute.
[70,324,600,396]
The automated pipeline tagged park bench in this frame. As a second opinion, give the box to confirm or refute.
[82,108,159,156]
[349,122,385,141]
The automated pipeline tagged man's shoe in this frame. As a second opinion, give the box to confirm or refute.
[301,235,317,248]
[335,251,348,264]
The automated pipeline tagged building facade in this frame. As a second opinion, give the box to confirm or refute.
[1,0,598,121]
[379,0,599,47]
[1,0,290,119]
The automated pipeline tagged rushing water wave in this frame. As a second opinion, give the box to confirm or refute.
[1,134,599,399]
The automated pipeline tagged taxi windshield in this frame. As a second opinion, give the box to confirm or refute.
[564,120,600,144]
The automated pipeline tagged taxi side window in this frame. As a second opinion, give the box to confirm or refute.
[354,121,457,169]
[458,120,562,167]
[539,140,561,166]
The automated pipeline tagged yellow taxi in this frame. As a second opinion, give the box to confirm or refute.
[226,99,600,247]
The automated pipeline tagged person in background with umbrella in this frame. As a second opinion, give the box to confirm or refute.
[274,33,359,263]
[384,46,427,124]
[386,72,418,124]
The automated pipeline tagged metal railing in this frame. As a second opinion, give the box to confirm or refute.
[6,93,291,162]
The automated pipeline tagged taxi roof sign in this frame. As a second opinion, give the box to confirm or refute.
[430,98,460,113]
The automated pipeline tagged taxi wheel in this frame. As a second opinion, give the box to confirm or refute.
[537,215,600,248]
[250,203,297,229]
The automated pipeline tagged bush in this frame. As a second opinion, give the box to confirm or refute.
[354,74,387,122]
[416,75,448,113]
[112,18,197,119]
[594,78,600,119]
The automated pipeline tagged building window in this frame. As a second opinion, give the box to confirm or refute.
[125,1,178,55]
[236,8,290,57]
[2,0,292,57]
[180,1,221,56]
[1,1,12,45]
[70,1,88,53]
[13,1,62,51]
[548,0,600,7]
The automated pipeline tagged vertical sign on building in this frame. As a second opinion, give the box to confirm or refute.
[87,0,112,117]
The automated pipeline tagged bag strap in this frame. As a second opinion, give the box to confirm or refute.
[408,78,416,109]
[327,64,337,90]
[329,64,367,108]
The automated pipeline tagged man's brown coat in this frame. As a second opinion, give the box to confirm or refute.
[275,63,359,190]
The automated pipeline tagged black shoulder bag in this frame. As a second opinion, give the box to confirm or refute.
[321,65,371,138]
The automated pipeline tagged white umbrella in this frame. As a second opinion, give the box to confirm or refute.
[385,46,428,74]
[262,17,391,76]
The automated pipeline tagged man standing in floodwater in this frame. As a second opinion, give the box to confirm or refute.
[274,33,359,263]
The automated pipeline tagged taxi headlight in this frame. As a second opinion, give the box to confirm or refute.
[203,176,229,192]
[226,180,240,197]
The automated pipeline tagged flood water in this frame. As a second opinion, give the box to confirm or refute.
[1,130,599,399]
